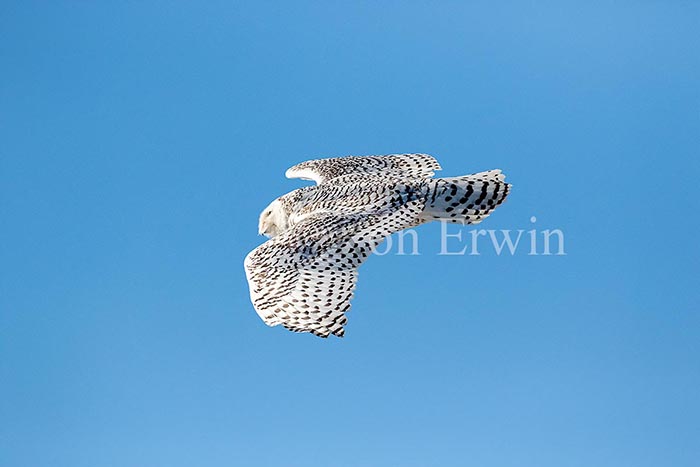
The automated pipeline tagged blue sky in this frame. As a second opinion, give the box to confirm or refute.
[1,1,698,466]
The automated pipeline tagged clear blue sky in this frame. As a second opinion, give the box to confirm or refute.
[1,2,698,466]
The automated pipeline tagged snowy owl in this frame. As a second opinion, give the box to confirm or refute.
[244,153,510,338]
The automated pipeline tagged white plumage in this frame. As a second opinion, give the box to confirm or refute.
[244,154,510,338]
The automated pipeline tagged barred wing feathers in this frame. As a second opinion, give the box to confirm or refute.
[244,201,424,337]
[285,153,441,185]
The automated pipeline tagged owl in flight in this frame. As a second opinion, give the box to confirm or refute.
[245,154,510,338]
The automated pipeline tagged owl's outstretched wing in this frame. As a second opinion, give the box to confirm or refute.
[244,201,424,338]
[285,153,441,185]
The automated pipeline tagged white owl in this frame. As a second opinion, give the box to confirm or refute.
[244,154,510,338]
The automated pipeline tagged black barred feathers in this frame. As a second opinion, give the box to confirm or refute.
[420,170,510,225]
[245,154,510,338]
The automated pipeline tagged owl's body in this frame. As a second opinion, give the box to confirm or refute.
[245,154,510,338]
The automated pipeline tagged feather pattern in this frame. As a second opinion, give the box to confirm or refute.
[246,154,511,338]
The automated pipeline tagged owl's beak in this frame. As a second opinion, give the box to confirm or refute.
[258,218,275,238]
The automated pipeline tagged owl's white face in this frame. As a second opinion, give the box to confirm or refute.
[258,199,289,238]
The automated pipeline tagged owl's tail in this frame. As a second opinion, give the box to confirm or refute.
[419,170,511,225]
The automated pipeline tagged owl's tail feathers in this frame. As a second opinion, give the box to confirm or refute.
[420,170,511,225]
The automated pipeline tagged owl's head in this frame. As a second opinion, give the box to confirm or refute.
[258,199,289,238]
